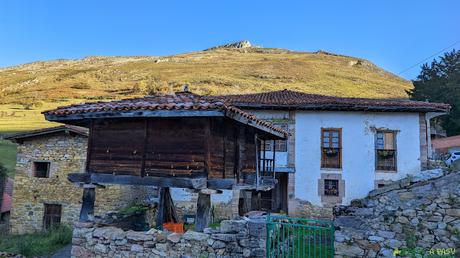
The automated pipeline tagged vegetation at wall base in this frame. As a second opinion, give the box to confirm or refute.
[0,226,72,257]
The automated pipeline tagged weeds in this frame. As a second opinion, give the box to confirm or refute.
[0,226,72,257]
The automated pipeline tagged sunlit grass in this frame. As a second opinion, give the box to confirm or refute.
[0,226,72,257]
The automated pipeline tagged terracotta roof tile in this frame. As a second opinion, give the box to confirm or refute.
[6,125,88,141]
[43,92,289,137]
[221,89,450,113]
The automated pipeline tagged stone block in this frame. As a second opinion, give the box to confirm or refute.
[219,220,246,233]
[126,231,153,241]
[183,230,209,242]
[211,233,237,242]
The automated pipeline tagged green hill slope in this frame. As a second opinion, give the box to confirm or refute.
[0,43,412,133]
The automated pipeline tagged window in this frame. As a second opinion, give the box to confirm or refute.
[274,124,288,152]
[33,162,50,178]
[377,183,386,188]
[262,123,288,152]
[375,131,397,171]
[324,179,339,196]
[43,204,61,230]
[321,128,342,168]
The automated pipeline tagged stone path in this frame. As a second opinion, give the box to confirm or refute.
[50,245,71,258]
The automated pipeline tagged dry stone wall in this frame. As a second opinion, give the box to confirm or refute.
[334,169,460,257]
[71,218,267,258]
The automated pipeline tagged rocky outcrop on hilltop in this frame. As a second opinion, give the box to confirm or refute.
[204,40,253,51]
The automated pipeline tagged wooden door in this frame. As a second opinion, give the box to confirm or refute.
[43,204,62,230]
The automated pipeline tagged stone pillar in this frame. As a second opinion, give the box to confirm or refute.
[287,111,297,216]
[79,185,96,222]
[195,192,211,232]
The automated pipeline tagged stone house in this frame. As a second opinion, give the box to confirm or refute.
[6,125,150,234]
[220,90,450,217]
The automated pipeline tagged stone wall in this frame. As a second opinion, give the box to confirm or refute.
[334,169,460,257]
[10,133,149,234]
[71,218,267,258]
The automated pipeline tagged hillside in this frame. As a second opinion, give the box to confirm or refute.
[0,41,412,133]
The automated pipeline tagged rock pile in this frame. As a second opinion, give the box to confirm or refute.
[334,170,460,257]
[205,41,253,51]
[71,218,267,258]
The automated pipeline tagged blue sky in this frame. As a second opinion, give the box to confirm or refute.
[0,1,459,79]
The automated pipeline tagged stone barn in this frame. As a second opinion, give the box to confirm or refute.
[6,125,152,234]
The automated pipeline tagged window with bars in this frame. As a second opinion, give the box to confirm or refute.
[324,179,339,196]
[43,204,62,230]
[375,131,397,171]
[321,128,342,169]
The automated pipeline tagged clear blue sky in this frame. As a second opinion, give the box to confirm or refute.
[1,0,459,79]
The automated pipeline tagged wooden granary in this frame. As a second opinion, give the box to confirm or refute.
[44,91,288,230]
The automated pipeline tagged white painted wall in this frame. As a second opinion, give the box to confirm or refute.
[295,111,422,206]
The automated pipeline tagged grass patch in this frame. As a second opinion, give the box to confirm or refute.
[0,226,72,257]
[0,140,17,177]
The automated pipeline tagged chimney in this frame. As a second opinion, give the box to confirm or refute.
[183,84,190,92]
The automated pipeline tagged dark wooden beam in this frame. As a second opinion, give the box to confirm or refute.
[224,111,286,139]
[204,119,211,174]
[68,173,207,189]
[195,192,211,232]
[85,120,94,172]
[222,126,226,179]
[79,186,95,222]
[207,179,235,190]
[140,119,149,177]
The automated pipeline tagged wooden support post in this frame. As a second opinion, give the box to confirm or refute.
[156,187,178,230]
[195,192,211,232]
[79,185,95,222]
[156,187,165,229]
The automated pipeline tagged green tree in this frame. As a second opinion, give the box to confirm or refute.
[407,49,460,136]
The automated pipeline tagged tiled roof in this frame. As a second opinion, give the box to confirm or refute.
[432,135,460,150]
[221,90,450,113]
[6,125,88,142]
[43,92,289,137]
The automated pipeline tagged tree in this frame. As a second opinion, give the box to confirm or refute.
[407,49,460,136]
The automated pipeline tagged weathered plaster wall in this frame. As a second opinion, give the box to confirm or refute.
[71,219,267,258]
[10,134,147,234]
[295,111,422,207]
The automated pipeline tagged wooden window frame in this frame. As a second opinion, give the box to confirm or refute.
[324,179,339,196]
[375,130,397,172]
[321,128,342,169]
[33,161,50,178]
[43,203,62,230]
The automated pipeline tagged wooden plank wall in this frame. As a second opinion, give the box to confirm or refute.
[89,119,145,176]
[145,118,206,178]
[88,117,258,182]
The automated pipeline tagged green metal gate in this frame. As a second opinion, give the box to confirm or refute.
[266,215,334,258]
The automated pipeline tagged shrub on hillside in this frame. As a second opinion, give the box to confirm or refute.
[71,82,91,89]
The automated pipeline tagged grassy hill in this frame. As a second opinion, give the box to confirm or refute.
[0,43,412,134]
